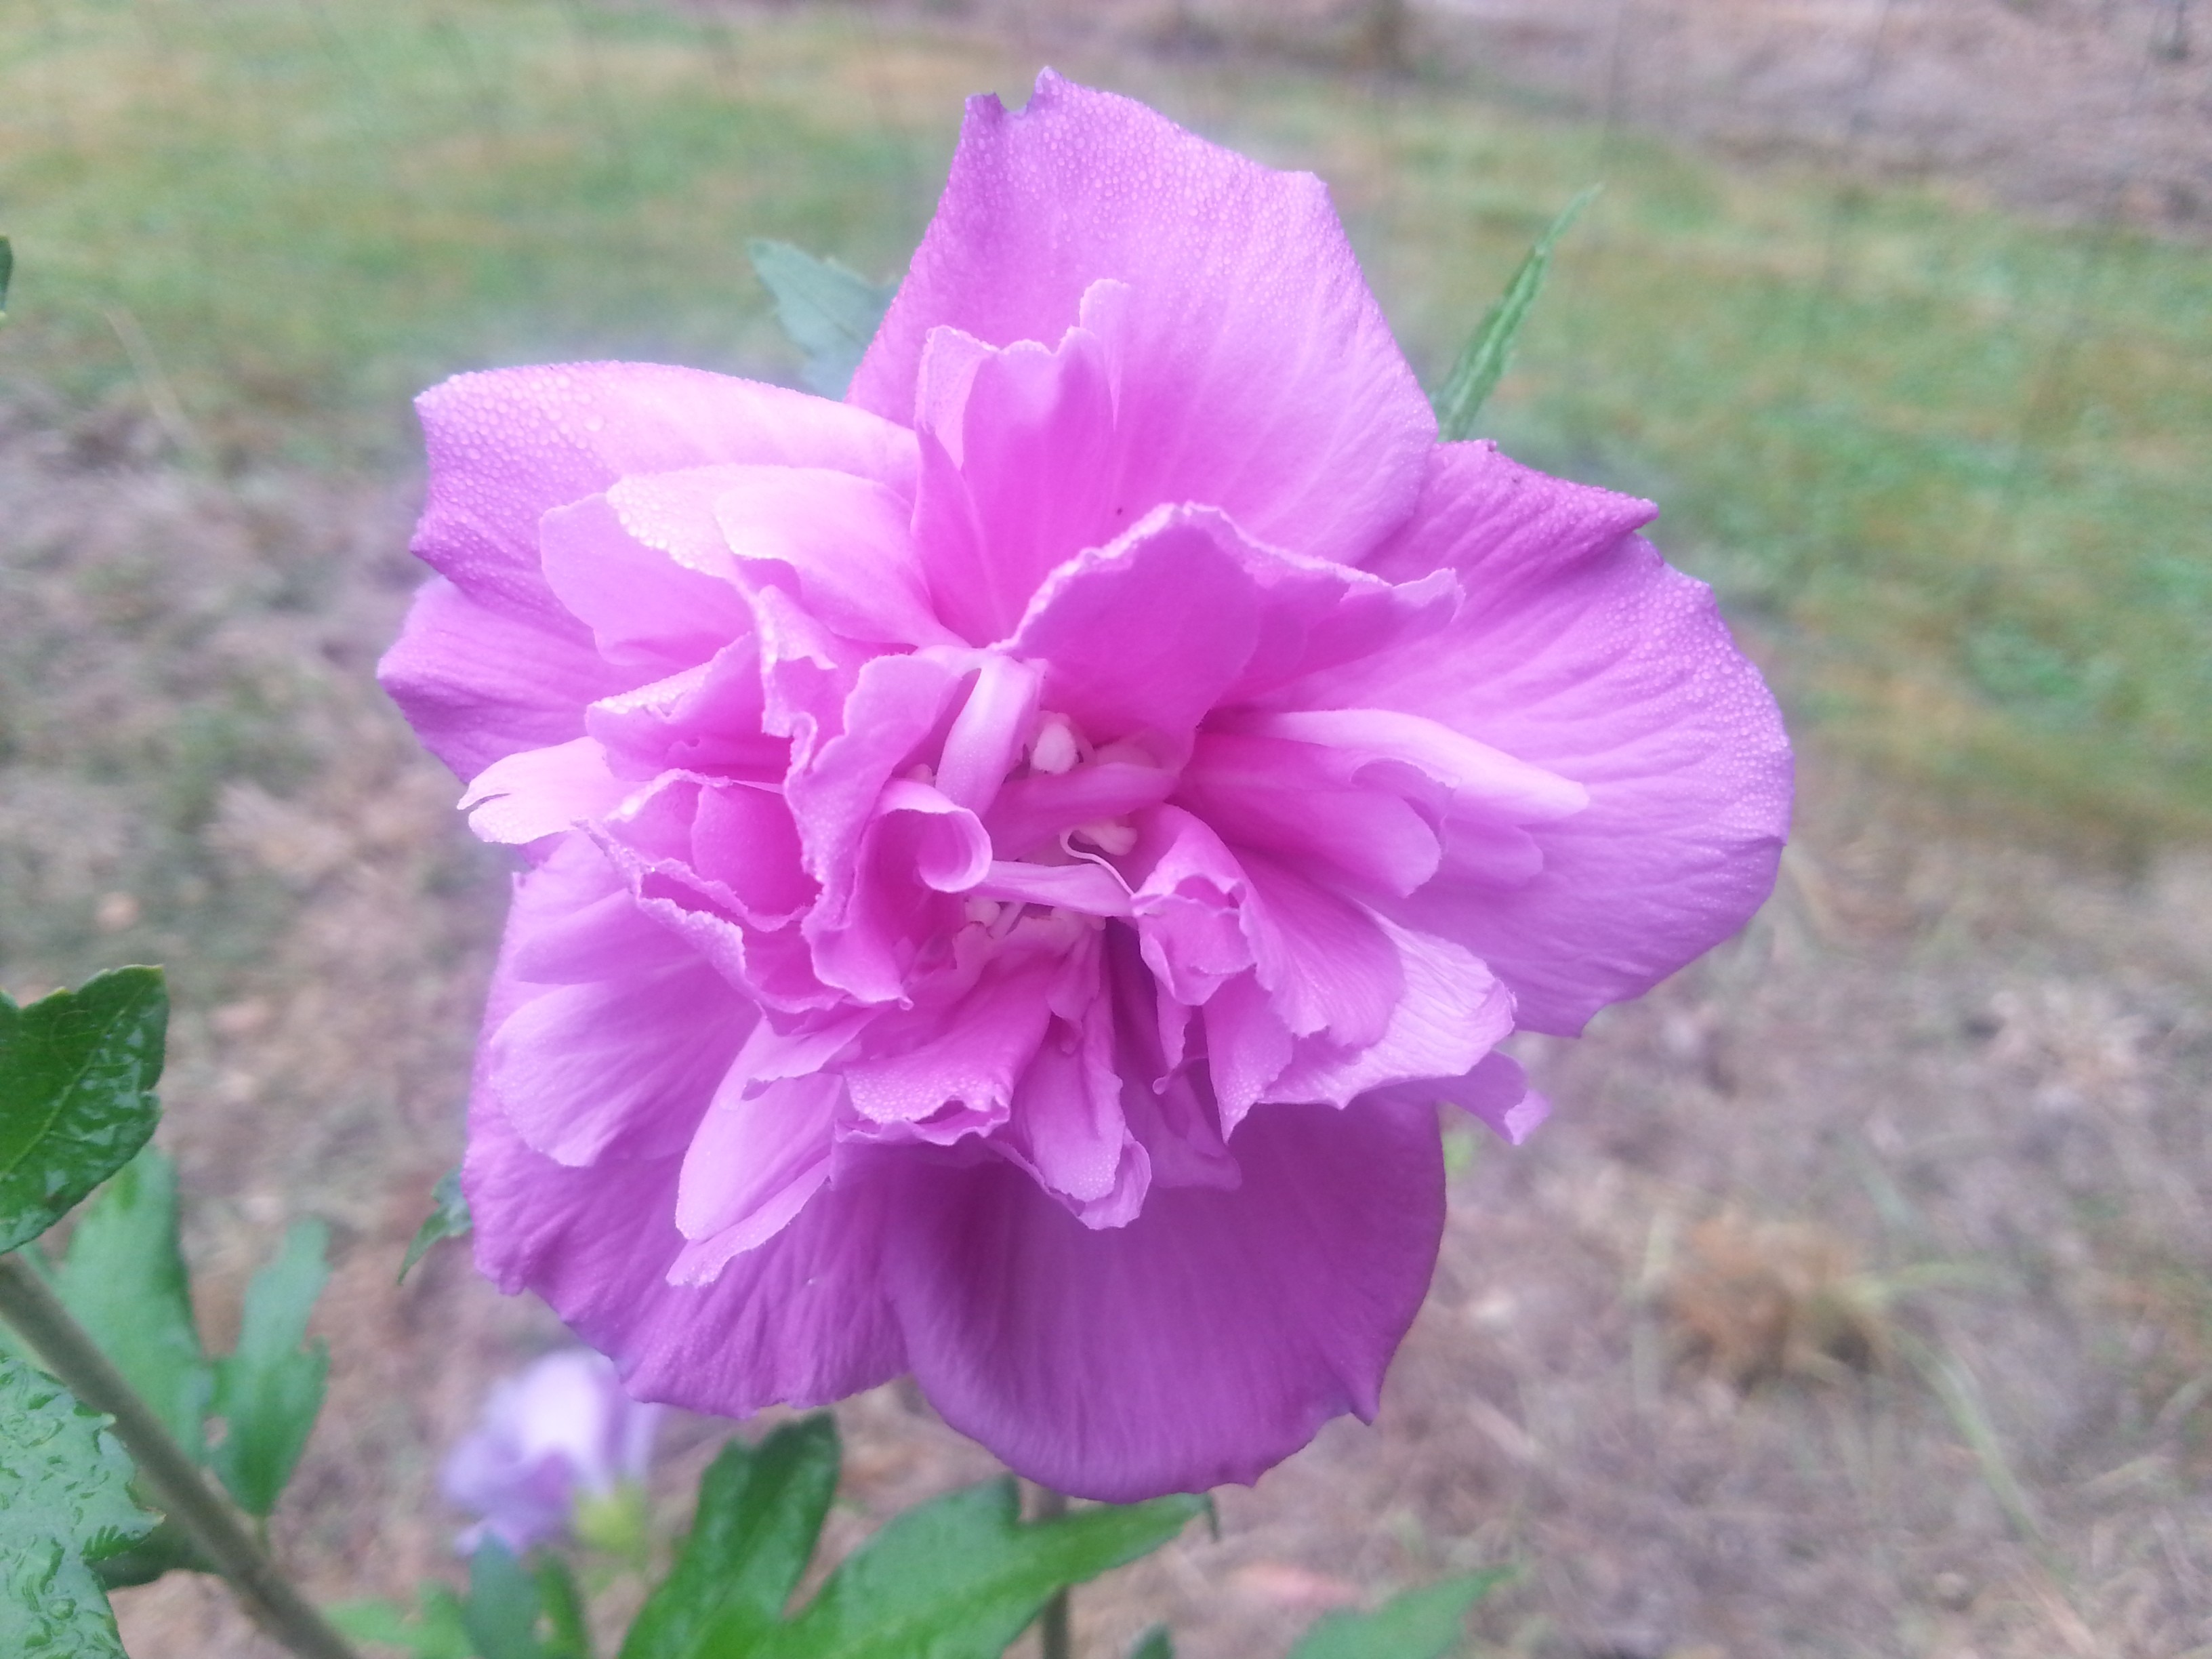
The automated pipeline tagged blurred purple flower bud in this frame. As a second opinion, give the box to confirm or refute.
[441,1348,659,1555]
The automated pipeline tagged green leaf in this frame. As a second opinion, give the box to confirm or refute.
[330,1586,475,1659]
[533,1555,593,1659]
[465,1537,552,1659]
[757,1479,1205,1659]
[0,967,167,1255]
[1431,187,1599,441]
[400,1166,471,1286]
[211,1217,330,1515]
[747,239,896,400]
[1284,1571,1509,1659]
[0,1353,159,1658]
[1128,1626,1174,1659]
[619,1414,842,1659]
[91,1515,212,1590]
[55,1147,209,1464]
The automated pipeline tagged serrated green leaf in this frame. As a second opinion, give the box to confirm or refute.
[757,1479,1204,1659]
[55,1147,209,1463]
[0,967,167,1255]
[619,1414,841,1659]
[747,239,896,399]
[466,1537,552,1659]
[91,1515,212,1589]
[211,1217,329,1515]
[400,1166,472,1285]
[330,1586,475,1659]
[1127,1624,1174,1659]
[1431,188,1599,441]
[0,1353,159,1658]
[1284,1570,1509,1659]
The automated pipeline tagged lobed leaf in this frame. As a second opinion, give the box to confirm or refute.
[1431,188,1598,441]
[211,1218,331,1515]
[1283,1570,1509,1659]
[0,967,167,1256]
[747,240,896,400]
[619,1414,841,1659]
[54,1147,210,1465]
[0,1353,159,1658]
[399,1166,472,1285]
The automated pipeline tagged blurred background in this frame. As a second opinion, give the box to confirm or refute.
[1,0,2207,1653]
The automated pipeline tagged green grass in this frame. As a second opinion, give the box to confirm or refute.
[4,0,2209,842]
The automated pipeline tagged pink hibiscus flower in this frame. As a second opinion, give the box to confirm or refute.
[381,73,1790,1501]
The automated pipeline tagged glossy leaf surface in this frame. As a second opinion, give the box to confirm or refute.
[0,968,166,1256]
[0,1353,158,1658]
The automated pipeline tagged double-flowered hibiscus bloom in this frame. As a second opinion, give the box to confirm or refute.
[382,73,1790,1501]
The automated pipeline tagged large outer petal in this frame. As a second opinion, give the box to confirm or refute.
[850,72,1433,569]
[883,1092,1444,1501]
[466,842,903,1412]
[1319,443,1792,1033]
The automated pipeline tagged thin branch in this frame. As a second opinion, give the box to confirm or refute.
[0,1252,359,1659]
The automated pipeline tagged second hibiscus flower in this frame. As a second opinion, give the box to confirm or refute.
[381,71,1791,1502]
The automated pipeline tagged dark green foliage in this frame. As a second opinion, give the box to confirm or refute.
[621,1412,1203,1659]
[0,968,167,1256]
[0,1353,159,1658]
[620,1414,842,1659]
[211,1218,331,1516]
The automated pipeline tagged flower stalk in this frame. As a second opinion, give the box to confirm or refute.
[1031,1483,1072,1659]
[0,1251,360,1659]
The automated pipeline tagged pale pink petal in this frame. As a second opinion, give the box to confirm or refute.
[1332,445,1792,1033]
[465,1111,904,1416]
[538,495,751,675]
[851,73,1433,569]
[883,1092,1444,1501]
[670,1073,842,1284]
[1239,853,1403,1048]
[1176,732,1441,898]
[910,306,1125,643]
[413,363,916,622]
[1269,920,1513,1108]
[1009,507,1261,754]
[379,576,631,780]
[461,737,628,847]
[935,654,1045,813]
[1370,1051,1549,1145]
[585,640,789,783]
[479,840,756,1166]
